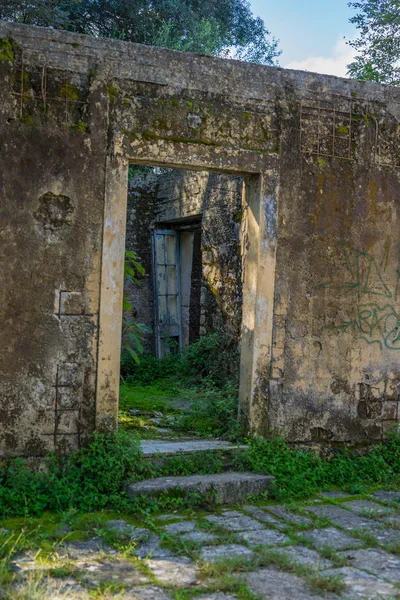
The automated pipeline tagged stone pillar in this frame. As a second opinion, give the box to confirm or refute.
[96,155,129,431]
[239,171,279,436]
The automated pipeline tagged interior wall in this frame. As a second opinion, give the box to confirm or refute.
[124,169,244,355]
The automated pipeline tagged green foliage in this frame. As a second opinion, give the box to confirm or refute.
[122,250,151,364]
[174,382,241,440]
[120,331,241,439]
[1,0,281,66]
[347,0,400,85]
[238,431,400,501]
[0,38,14,61]
[0,432,141,517]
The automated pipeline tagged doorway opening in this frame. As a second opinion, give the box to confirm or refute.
[123,166,244,361]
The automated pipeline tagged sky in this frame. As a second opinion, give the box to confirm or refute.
[249,0,358,77]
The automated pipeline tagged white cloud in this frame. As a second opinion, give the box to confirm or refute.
[284,37,357,78]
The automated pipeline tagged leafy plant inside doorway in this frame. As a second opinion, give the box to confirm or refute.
[120,330,242,440]
[122,250,152,364]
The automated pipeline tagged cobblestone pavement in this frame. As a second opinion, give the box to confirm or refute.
[1,490,400,599]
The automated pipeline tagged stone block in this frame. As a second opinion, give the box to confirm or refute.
[57,387,81,410]
[127,472,274,505]
[382,401,398,420]
[58,362,83,387]
[59,291,86,315]
[56,411,79,434]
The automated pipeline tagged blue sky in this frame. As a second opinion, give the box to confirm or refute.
[249,0,358,76]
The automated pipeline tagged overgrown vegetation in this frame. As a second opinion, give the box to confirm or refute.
[238,432,400,501]
[122,250,151,364]
[120,331,241,440]
[1,428,400,517]
[0,432,141,517]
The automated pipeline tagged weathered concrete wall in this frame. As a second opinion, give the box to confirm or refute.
[0,33,108,456]
[156,170,243,337]
[1,20,400,455]
[125,169,243,354]
[270,104,400,444]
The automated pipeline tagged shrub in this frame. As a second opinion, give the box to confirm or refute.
[239,431,400,501]
[0,431,141,517]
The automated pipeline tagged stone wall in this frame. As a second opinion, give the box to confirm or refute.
[125,169,243,355]
[1,21,400,455]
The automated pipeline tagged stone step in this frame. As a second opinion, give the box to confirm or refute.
[126,472,274,505]
[141,439,247,456]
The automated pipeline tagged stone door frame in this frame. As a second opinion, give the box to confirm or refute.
[95,143,279,435]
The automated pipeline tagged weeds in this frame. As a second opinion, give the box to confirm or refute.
[120,331,242,440]
[237,432,400,501]
[0,432,141,517]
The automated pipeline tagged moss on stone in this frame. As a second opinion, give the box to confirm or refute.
[107,85,119,101]
[337,125,349,135]
[242,112,251,119]
[0,39,14,62]
[19,115,34,126]
[72,121,88,132]
[60,83,79,102]
[316,157,327,168]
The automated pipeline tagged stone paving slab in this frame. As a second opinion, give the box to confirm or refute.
[320,491,352,499]
[372,490,400,503]
[141,440,246,455]
[301,527,363,550]
[272,545,333,570]
[342,500,394,517]
[196,595,238,600]
[76,558,149,587]
[237,529,289,547]
[246,566,337,600]
[157,514,187,521]
[181,530,218,543]
[24,577,91,600]
[62,538,117,559]
[200,544,253,561]
[304,504,378,530]
[338,548,400,584]
[264,506,312,526]
[147,557,199,586]
[368,526,400,546]
[130,534,173,559]
[321,566,400,600]
[243,505,285,527]
[163,520,197,534]
[205,514,265,531]
[123,586,173,599]
[107,519,151,541]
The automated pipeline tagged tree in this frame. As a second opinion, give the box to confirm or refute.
[0,0,281,65]
[347,0,400,85]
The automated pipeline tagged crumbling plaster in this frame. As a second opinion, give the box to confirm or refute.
[1,20,400,456]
